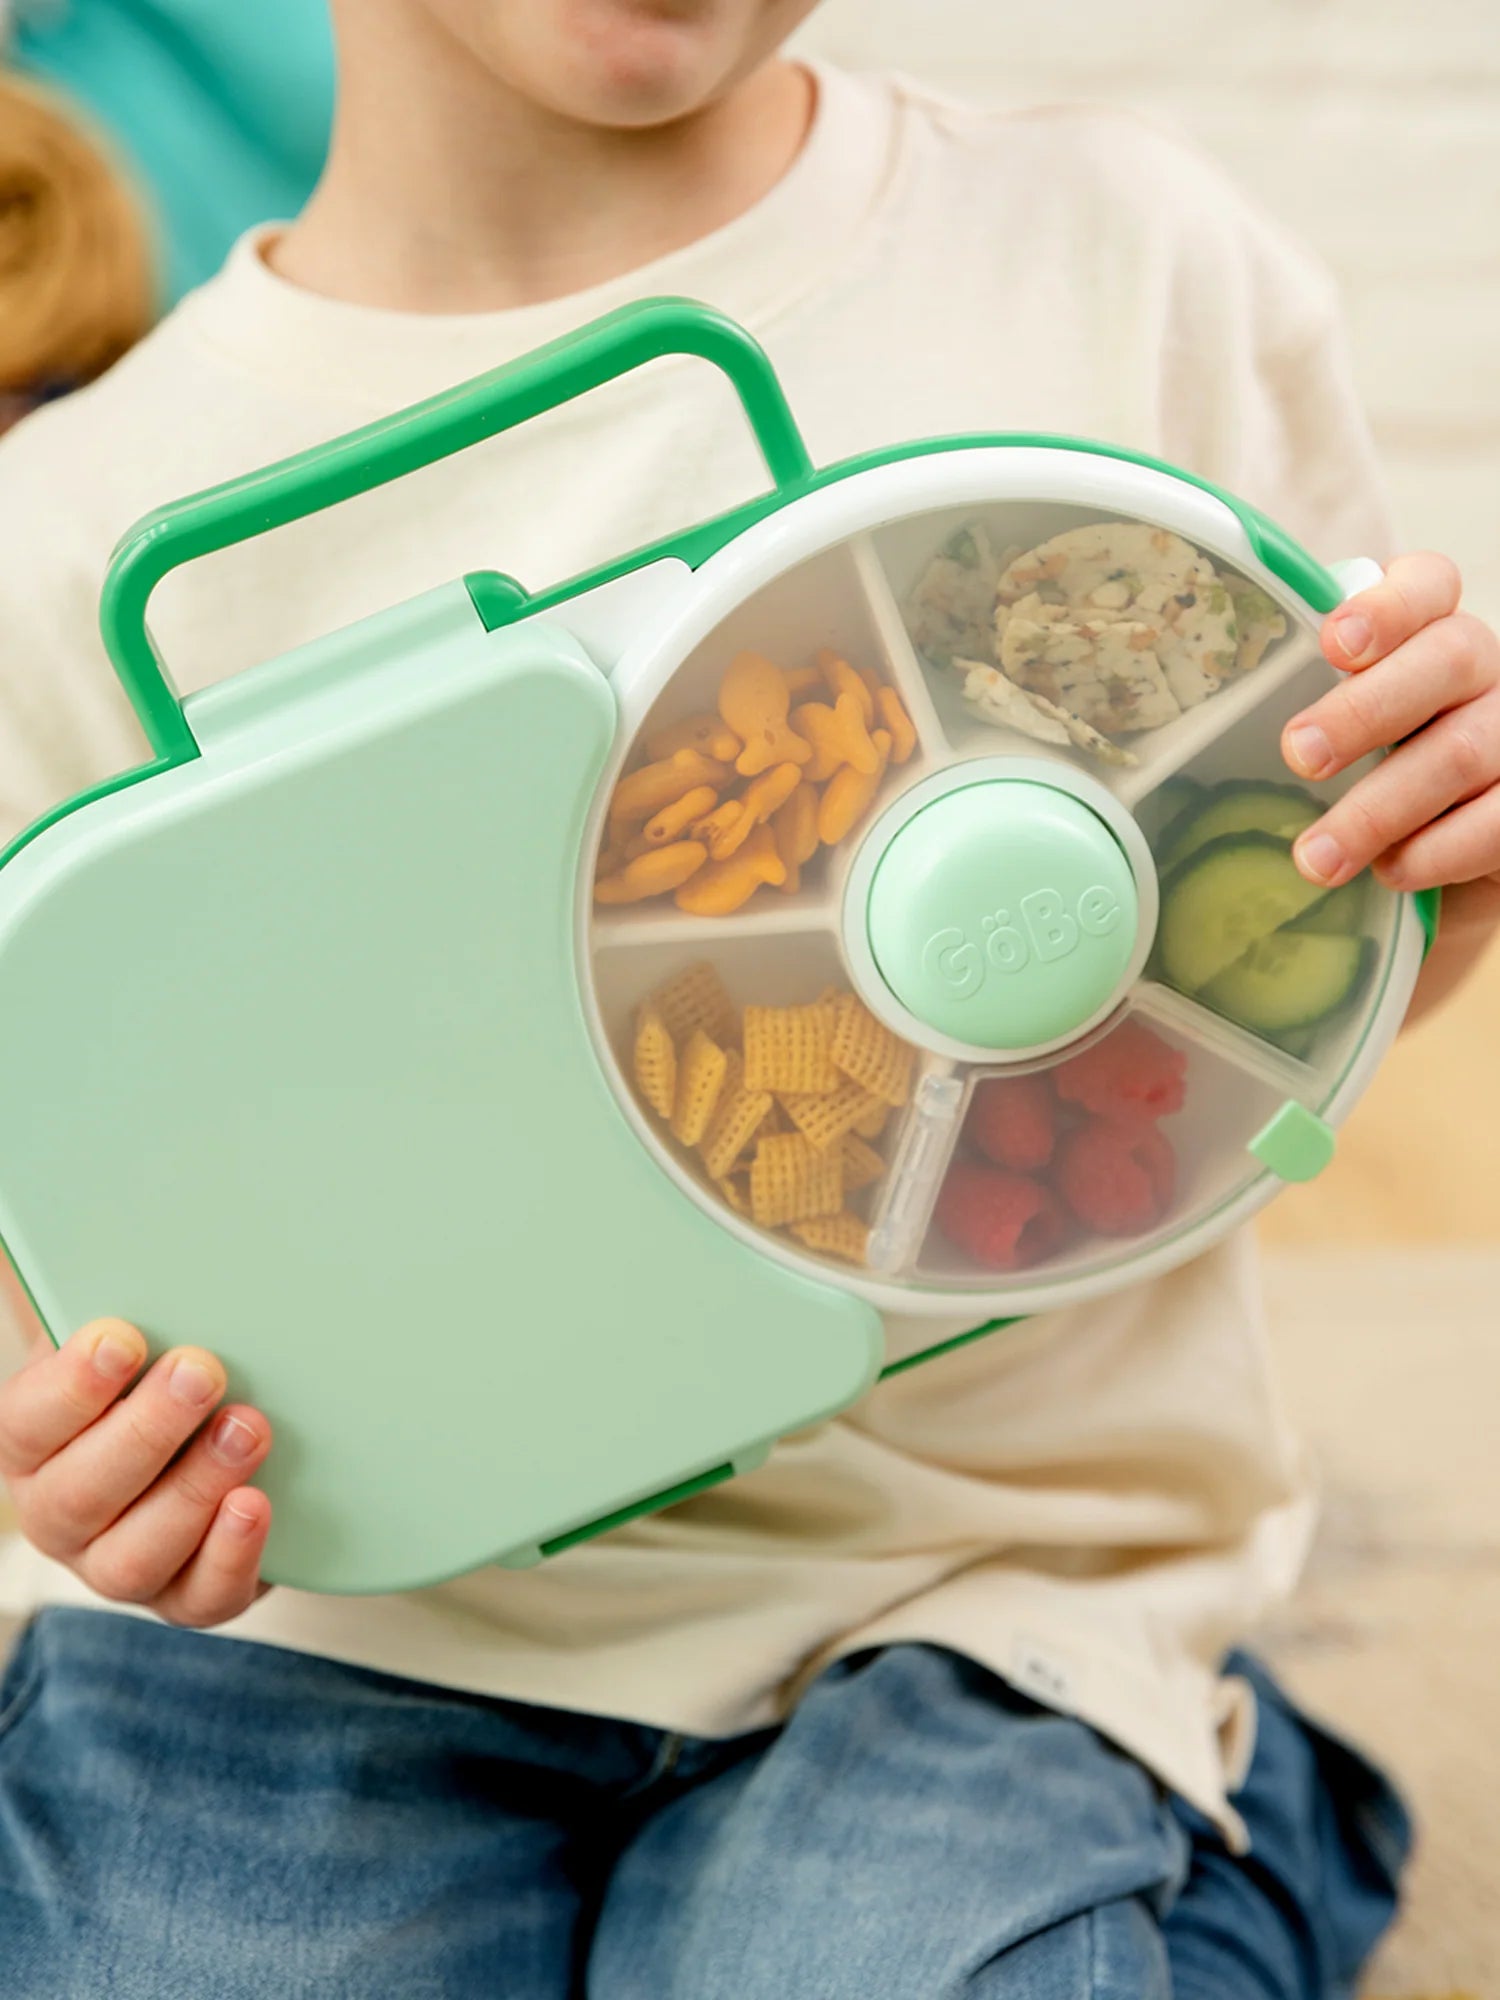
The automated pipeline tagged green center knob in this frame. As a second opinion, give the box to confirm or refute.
[864,780,1139,1051]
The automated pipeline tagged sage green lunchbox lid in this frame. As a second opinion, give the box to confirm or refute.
[0,300,1434,1593]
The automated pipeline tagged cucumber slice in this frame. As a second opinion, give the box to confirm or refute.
[1158,832,1328,991]
[1141,776,1205,849]
[1274,1026,1319,1062]
[1158,780,1320,874]
[1287,877,1367,937]
[1201,931,1373,1035]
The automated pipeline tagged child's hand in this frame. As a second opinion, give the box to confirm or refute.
[0,1320,272,1627]
[1281,554,1500,942]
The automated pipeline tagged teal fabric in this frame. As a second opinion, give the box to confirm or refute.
[11,0,334,303]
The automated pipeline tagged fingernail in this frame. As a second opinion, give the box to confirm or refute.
[92,1326,143,1382]
[1375,858,1405,888]
[1297,831,1346,884]
[222,1497,263,1536]
[169,1354,220,1407]
[209,1413,259,1465]
[1333,614,1373,665]
[1285,724,1332,778]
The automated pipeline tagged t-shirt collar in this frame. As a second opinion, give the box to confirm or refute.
[183,60,898,411]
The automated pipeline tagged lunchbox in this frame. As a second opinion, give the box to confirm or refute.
[0,299,1435,1594]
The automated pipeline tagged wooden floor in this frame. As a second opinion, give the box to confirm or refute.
[1262,934,1500,1248]
[1257,941,1500,1995]
[1261,1249,1500,2000]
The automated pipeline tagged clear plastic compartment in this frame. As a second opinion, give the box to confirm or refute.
[593,934,922,1280]
[578,479,1417,1315]
[1141,651,1399,1069]
[912,1007,1291,1293]
[592,539,931,929]
[872,502,1305,787]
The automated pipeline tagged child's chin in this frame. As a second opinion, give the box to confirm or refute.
[542,0,753,125]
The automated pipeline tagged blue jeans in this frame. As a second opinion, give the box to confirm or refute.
[0,1609,1407,1998]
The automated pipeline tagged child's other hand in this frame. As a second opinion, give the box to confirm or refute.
[0,1320,272,1628]
[1281,553,1500,936]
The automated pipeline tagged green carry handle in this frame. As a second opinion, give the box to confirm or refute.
[99,296,814,766]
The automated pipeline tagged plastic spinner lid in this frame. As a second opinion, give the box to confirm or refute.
[863,780,1139,1051]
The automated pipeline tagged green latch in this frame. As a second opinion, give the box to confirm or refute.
[1249,1100,1337,1183]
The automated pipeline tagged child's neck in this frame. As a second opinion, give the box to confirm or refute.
[272,44,814,314]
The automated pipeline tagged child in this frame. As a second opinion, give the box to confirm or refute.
[0,4,1495,1992]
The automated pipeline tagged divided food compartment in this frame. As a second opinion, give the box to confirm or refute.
[591,538,939,935]
[875,500,1400,1076]
[872,499,1319,793]
[591,932,924,1281]
[1141,650,1401,1073]
[592,932,1317,1301]
[585,533,946,1286]
[910,1000,1301,1295]
[584,494,1406,1306]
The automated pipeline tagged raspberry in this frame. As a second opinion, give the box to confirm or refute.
[1053,1020,1187,1129]
[932,1160,1067,1271]
[966,1074,1057,1174]
[1053,1119,1178,1236]
[1132,1125,1177,1212]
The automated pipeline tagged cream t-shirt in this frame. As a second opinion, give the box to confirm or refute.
[0,63,1396,1841]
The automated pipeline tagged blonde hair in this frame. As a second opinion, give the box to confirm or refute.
[0,69,154,391]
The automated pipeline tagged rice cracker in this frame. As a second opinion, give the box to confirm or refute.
[749,1132,844,1228]
[699,1050,773,1180]
[632,1006,677,1121]
[839,1131,888,1192]
[743,1001,840,1096]
[650,960,738,1048]
[790,1212,870,1265]
[779,1076,877,1153]
[670,1029,730,1147]
[830,995,914,1107]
